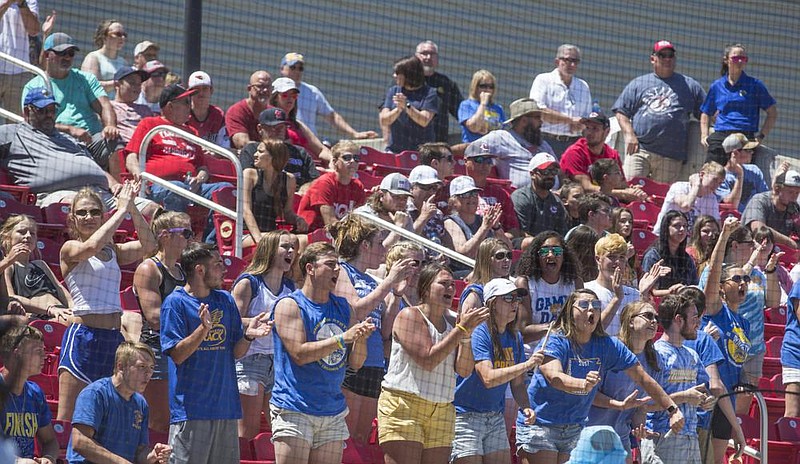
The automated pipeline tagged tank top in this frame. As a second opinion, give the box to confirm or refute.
[11,261,59,299]
[252,169,288,232]
[340,261,384,368]
[236,273,294,357]
[66,245,122,316]
[446,213,493,275]
[382,307,455,403]
[139,257,186,348]
[90,51,126,99]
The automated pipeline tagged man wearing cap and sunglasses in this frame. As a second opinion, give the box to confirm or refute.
[467,97,555,190]
[22,31,120,171]
[511,152,569,247]
[111,66,153,145]
[612,40,706,184]
[741,168,800,249]
[714,133,768,213]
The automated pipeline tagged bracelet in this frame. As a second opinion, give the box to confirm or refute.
[456,323,470,335]
[243,334,256,342]
[765,267,777,274]
[756,132,766,140]
[459,338,472,344]
[335,334,346,349]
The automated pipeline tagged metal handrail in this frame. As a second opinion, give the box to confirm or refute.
[0,51,52,96]
[0,109,22,123]
[727,391,769,463]
[137,124,243,258]
[353,210,475,268]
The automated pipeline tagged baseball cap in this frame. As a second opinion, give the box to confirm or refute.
[464,142,497,159]
[528,152,559,172]
[504,98,542,125]
[450,176,482,196]
[409,165,441,185]
[258,107,288,126]
[23,88,57,108]
[114,66,149,83]
[281,52,305,67]
[776,170,800,188]
[188,71,213,89]
[159,84,196,109]
[44,33,79,53]
[653,40,675,54]
[483,278,528,302]
[581,111,610,128]
[722,133,759,153]
[380,173,412,196]
[134,41,159,57]
[568,426,627,464]
[272,77,299,94]
[143,60,168,74]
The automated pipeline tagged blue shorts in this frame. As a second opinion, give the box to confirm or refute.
[451,411,509,460]
[235,353,274,396]
[515,422,582,456]
[59,324,124,384]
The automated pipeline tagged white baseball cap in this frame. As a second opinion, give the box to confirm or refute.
[188,71,212,89]
[528,152,559,172]
[409,165,441,185]
[484,278,528,301]
[449,176,482,196]
[380,173,412,196]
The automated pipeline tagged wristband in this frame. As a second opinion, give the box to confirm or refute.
[244,334,256,342]
[765,267,777,274]
[456,323,470,335]
[756,132,766,140]
[335,334,346,349]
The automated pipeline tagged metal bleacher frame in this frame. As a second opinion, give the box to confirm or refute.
[0,50,50,123]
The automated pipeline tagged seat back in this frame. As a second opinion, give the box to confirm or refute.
[252,432,276,460]
[29,319,66,353]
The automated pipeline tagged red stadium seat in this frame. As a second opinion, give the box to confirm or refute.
[29,319,66,354]
[371,163,411,177]
[211,185,237,210]
[766,335,783,357]
[222,255,248,290]
[764,323,784,341]
[358,146,396,167]
[29,373,58,400]
[720,209,741,221]
[307,227,333,244]
[778,246,800,269]
[765,306,788,325]
[34,419,71,461]
[395,150,420,170]
[202,152,237,184]
[763,356,782,379]
[252,432,276,462]
[34,237,62,267]
[239,436,255,460]
[120,286,141,313]
[628,177,670,197]
[354,171,383,192]
[0,168,36,204]
[628,201,661,227]
[777,417,800,442]
[631,229,658,258]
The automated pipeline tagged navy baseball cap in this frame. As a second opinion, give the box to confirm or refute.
[159,84,196,109]
[114,66,150,83]
[24,88,57,108]
[259,107,288,126]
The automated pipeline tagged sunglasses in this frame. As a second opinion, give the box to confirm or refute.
[535,167,559,176]
[54,49,76,57]
[656,51,675,59]
[575,300,602,311]
[500,294,524,303]
[493,251,513,261]
[150,71,168,78]
[416,183,440,191]
[559,57,581,64]
[290,65,305,71]
[73,208,103,218]
[729,56,748,64]
[340,154,360,162]
[478,83,495,89]
[470,156,494,165]
[724,275,751,285]
[457,191,479,198]
[168,227,195,239]
[537,245,564,257]
[636,312,658,322]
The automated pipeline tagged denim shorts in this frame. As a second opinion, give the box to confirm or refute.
[235,353,274,396]
[515,422,582,455]
[451,411,509,460]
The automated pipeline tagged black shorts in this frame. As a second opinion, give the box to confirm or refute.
[710,404,732,440]
[342,366,385,399]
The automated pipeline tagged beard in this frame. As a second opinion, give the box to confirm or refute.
[523,123,542,146]
[681,325,698,341]
[535,177,556,191]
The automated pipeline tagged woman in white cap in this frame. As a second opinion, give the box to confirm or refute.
[81,19,128,97]
[269,76,332,163]
[355,172,414,248]
[444,175,512,278]
[452,278,542,463]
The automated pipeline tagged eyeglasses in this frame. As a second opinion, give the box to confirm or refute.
[636,312,658,322]
[724,275,751,285]
[535,167,559,176]
[500,294,524,303]
[168,227,194,239]
[538,246,564,257]
[73,208,103,218]
[575,300,602,311]
[730,56,749,64]
[559,57,581,64]
[478,83,495,89]
[150,71,168,78]
[656,51,675,59]
[340,154,360,162]
[493,251,513,261]
[108,31,128,38]
[54,49,76,57]
[469,156,494,165]
[290,65,304,72]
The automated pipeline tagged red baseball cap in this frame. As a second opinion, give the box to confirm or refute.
[652,40,675,54]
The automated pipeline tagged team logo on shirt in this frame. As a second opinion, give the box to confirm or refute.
[642,86,676,115]
[566,357,601,395]
[133,410,144,430]
[202,309,227,349]
[726,326,751,365]
[667,368,697,384]
[314,320,346,371]
[334,201,357,220]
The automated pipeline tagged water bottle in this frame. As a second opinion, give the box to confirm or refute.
[592,100,601,114]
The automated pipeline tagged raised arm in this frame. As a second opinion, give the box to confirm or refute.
[705,216,739,316]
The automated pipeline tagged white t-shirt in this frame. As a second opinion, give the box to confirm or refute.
[584,280,640,336]
[0,0,38,74]
[653,181,720,234]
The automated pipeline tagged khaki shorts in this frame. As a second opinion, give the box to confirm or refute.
[377,388,455,449]
[269,404,349,449]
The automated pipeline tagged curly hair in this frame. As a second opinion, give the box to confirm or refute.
[516,231,578,284]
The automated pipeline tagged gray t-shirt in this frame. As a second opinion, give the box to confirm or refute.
[612,72,706,160]
[0,123,108,193]
[741,190,800,239]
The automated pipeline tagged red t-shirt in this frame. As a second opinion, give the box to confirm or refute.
[187,105,225,140]
[477,182,520,231]
[125,116,202,180]
[286,120,311,155]
[298,172,366,231]
[560,138,623,179]
[224,99,259,143]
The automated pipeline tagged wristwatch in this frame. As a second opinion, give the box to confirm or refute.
[667,405,678,415]
[405,102,412,109]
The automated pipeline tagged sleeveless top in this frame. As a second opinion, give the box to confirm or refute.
[446,213,493,275]
[66,245,122,316]
[139,257,186,349]
[11,261,59,299]
[89,51,126,98]
[235,273,294,357]
[252,169,289,232]
[382,307,455,403]
[271,290,351,416]
[340,261,384,368]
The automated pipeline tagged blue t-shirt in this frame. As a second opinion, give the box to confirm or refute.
[161,287,243,423]
[646,340,709,436]
[715,165,769,213]
[685,329,726,428]
[700,72,776,133]
[783,281,800,368]
[23,69,107,134]
[522,333,638,426]
[454,323,524,413]
[699,266,765,355]
[340,261,384,368]
[383,84,440,153]
[66,377,149,463]
[458,283,484,308]
[1,380,51,458]
[587,351,652,443]
[271,290,352,416]
[458,99,505,143]
[701,304,751,409]
[611,72,706,160]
